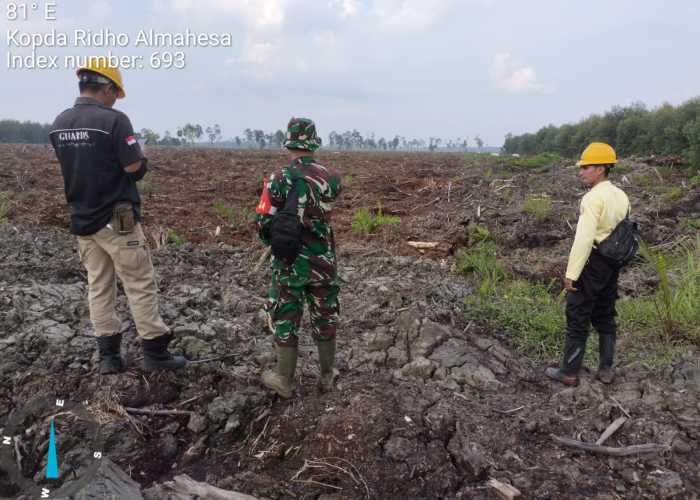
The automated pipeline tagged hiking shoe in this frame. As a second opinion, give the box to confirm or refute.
[545,367,579,386]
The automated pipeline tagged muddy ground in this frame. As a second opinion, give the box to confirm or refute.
[1,145,700,499]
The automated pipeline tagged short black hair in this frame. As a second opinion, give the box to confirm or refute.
[78,70,115,95]
[603,164,613,177]
[79,81,109,94]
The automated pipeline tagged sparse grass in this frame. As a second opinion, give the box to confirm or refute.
[351,205,400,237]
[0,192,8,223]
[630,237,700,342]
[137,172,154,195]
[614,162,633,175]
[213,201,255,227]
[469,224,491,244]
[521,196,552,221]
[689,175,700,187]
[166,228,185,246]
[507,152,565,169]
[344,174,354,187]
[661,186,684,204]
[467,279,566,359]
[678,217,700,231]
[455,241,506,297]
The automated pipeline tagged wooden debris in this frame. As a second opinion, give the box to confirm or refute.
[151,474,258,500]
[125,407,193,416]
[596,417,627,446]
[254,247,271,272]
[407,241,440,249]
[409,196,441,213]
[610,396,632,419]
[551,434,669,456]
[487,478,521,499]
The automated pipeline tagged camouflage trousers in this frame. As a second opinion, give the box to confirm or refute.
[265,269,340,347]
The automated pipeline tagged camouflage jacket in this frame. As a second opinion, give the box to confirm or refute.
[256,156,342,279]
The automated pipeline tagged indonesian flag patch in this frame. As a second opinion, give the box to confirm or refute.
[126,136,138,146]
[256,178,273,215]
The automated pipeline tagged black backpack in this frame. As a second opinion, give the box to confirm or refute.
[596,211,639,267]
[269,174,305,265]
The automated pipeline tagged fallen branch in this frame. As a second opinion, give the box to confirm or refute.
[493,405,525,415]
[407,241,440,250]
[551,434,669,456]
[124,407,193,416]
[487,478,521,499]
[596,417,627,446]
[188,354,237,365]
[409,197,441,213]
[254,248,271,272]
[610,396,631,419]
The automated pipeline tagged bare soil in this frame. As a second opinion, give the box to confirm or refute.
[1,145,699,499]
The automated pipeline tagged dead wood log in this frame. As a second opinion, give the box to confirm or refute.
[254,247,271,272]
[407,241,440,249]
[487,478,521,499]
[551,434,669,456]
[125,407,193,416]
[150,474,259,500]
[596,417,627,446]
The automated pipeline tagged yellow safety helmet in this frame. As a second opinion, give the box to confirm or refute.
[76,56,125,98]
[576,142,616,167]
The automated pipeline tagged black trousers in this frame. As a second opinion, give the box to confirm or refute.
[562,250,620,375]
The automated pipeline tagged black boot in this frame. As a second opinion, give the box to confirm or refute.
[142,333,187,371]
[597,334,616,384]
[546,336,586,386]
[96,334,125,374]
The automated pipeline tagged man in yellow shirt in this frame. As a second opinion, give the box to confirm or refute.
[546,143,630,386]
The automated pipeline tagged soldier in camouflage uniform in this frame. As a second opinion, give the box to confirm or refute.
[255,117,342,398]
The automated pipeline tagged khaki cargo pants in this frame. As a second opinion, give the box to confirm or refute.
[77,223,168,340]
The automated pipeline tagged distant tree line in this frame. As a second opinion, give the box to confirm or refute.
[0,120,52,143]
[0,118,492,153]
[502,97,700,167]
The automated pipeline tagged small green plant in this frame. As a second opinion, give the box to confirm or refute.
[0,192,8,223]
[344,174,354,187]
[521,196,552,221]
[351,204,401,236]
[213,201,255,226]
[455,241,505,297]
[689,175,700,187]
[469,224,491,244]
[636,238,700,342]
[166,228,185,246]
[614,163,633,175]
[661,186,684,204]
[137,172,154,195]
[509,152,564,169]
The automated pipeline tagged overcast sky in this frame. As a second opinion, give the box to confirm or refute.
[1,0,699,146]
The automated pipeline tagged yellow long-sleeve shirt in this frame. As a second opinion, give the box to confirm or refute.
[566,180,630,281]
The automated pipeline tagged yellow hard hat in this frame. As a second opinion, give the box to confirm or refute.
[576,142,616,167]
[76,56,125,98]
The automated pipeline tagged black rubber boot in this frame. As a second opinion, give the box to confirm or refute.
[142,333,187,371]
[96,334,125,374]
[597,334,616,384]
[561,336,587,375]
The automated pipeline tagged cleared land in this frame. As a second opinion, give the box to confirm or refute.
[1,145,699,498]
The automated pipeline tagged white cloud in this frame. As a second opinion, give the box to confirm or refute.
[489,52,550,94]
[373,0,451,31]
[329,0,361,18]
[161,0,287,28]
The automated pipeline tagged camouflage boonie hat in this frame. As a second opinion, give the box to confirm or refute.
[283,117,321,151]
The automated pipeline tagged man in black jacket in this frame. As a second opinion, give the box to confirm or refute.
[50,57,185,374]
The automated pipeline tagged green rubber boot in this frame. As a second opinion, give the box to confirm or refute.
[261,345,298,399]
[317,339,339,393]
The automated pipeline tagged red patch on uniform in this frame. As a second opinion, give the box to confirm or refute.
[256,178,272,214]
[126,136,137,146]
